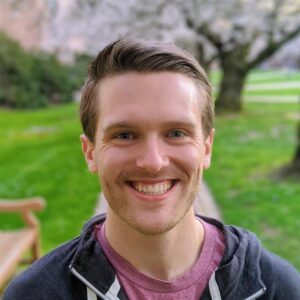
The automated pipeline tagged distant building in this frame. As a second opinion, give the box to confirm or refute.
[0,0,85,62]
[0,0,48,50]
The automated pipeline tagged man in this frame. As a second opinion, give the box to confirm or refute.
[4,39,300,300]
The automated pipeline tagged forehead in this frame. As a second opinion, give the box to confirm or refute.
[97,72,203,129]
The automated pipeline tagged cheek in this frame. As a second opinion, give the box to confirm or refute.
[96,146,131,179]
[172,144,204,173]
[97,150,122,195]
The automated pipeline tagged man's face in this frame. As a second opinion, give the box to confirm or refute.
[81,72,214,235]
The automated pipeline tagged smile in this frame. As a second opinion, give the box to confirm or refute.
[129,180,174,195]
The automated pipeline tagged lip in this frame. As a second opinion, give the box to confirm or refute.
[125,180,178,202]
[127,179,174,184]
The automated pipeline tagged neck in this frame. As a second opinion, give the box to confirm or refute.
[105,208,204,281]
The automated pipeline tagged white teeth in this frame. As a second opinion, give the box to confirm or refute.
[131,181,172,195]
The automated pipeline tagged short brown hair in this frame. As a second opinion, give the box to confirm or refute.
[80,39,213,143]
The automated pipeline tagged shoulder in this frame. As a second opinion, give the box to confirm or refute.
[216,222,300,298]
[259,247,300,298]
[3,238,82,300]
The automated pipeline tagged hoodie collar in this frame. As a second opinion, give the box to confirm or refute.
[69,214,266,300]
[69,214,127,299]
[199,216,266,299]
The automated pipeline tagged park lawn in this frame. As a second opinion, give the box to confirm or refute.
[0,104,99,253]
[211,69,300,86]
[247,70,300,84]
[244,88,300,96]
[0,101,299,271]
[211,69,300,103]
[205,102,300,271]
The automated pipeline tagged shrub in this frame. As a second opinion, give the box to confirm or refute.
[0,32,76,108]
[68,53,93,88]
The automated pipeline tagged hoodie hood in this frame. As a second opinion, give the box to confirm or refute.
[218,226,266,299]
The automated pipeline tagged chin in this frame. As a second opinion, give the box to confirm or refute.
[129,223,177,236]
[121,213,184,236]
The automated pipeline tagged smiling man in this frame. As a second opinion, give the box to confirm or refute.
[4,39,300,300]
[83,71,212,237]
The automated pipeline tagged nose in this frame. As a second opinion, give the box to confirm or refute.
[136,136,169,173]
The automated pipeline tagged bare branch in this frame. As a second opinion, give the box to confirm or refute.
[246,25,300,71]
[196,23,224,53]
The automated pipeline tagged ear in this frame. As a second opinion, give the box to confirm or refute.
[80,134,97,173]
[203,129,215,169]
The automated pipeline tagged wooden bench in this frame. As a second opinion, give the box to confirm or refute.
[0,197,46,289]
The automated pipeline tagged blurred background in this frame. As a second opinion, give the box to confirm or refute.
[0,0,299,279]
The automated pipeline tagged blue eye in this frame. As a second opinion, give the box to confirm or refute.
[168,130,185,138]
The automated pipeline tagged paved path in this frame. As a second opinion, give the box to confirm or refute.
[94,181,222,221]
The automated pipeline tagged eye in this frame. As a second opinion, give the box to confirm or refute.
[168,130,185,138]
[114,132,134,140]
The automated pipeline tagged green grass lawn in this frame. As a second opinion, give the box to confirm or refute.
[211,69,300,102]
[244,88,300,96]
[247,70,300,84]
[211,69,300,85]
[1,100,299,272]
[205,102,300,271]
[0,104,99,252]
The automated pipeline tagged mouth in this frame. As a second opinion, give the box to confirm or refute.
[127,180,176,196]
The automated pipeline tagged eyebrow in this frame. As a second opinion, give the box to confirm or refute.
[102,119,197,133]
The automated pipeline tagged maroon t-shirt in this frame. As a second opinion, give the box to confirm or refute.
[95,219,225,300]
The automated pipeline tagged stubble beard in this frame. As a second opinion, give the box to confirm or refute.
[102,177,200,237]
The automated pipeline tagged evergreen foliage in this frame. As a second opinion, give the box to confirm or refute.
[0,33,76,108]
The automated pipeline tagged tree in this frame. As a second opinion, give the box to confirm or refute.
[293,121,300,168]
[0,32,75,108]
[290,99,300,175]
[180,0,300,111]
[41,0,218,72]
[44,0,300,111]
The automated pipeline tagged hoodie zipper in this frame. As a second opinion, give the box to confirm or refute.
[209,270,266,300]
[70,267,112,300]
[244,287,266,300]
[208,272,222,300]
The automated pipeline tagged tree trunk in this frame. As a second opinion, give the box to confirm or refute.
[215,66,247,112]
[292,121,300,167]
